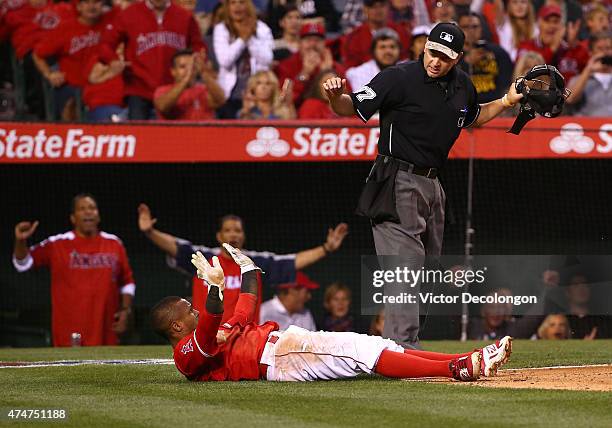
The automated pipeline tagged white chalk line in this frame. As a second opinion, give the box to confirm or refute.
[0,358,174,369]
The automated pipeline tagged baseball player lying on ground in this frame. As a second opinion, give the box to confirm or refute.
[151,244,512,382]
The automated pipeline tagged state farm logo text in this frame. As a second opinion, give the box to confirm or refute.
[246,126,380,158]
[0,128,136,160]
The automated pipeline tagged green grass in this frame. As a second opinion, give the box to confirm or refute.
[0,340,611,428]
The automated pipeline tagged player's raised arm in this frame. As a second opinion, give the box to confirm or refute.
[190,253,226,354]
[138,203,179,257]
[295,223,348,270]
[323,77,356,117]
[13,221,39,260]
[219,243,261,329]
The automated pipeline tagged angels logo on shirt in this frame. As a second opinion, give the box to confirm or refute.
[181,338,194,355]
[34,11,60,30]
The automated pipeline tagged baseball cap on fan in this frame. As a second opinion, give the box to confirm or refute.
[424,22,465,59]
[276,272,320,290]
[538,4,562,20]
[300,22,325,38]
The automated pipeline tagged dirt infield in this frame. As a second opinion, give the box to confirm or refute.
[407,365,612,391]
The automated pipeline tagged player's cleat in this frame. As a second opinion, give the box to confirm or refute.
[480,336,513,377]
[450,351,481,381]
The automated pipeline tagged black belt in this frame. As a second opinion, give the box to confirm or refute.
[381,155,438,179]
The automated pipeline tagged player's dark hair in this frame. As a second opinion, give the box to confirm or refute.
[70,193,97,214]
[218,214,243,231]
[171,49,193,68]
[150,296,183,340]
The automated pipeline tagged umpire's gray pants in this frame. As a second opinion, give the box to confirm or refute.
[372,170,446,348]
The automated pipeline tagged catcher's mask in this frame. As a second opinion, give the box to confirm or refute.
[508,64,571,135]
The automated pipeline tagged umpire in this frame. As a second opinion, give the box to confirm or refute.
[323,22,523,348]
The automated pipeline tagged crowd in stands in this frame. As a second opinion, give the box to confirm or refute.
[0,0,610,121]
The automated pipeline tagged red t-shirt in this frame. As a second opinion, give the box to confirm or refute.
[173,307,279,381]
[298,98,337,119]
[2,1,75,58]
[102,1,205,100]
[34,12,115,87]
[517,39,589,82]
[82,45,125,110]
[13,230,135,347]
[153,83,214,120]
[341,22,411,68]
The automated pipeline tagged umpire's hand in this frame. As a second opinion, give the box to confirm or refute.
[322,77,347,102]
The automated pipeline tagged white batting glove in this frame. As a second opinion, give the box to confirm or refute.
[191,251,225,301]
[222,243,261,274]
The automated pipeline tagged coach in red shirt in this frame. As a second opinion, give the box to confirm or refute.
[13,194,136,347]
[103,0,205,120]
[154,49,226,121]
[341,0,410,69]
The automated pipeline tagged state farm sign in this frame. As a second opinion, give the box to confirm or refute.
[0,128,136,160]
[246,126,380,158]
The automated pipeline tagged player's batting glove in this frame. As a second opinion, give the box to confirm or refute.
[222,243,262,274]
[191,252,225,301]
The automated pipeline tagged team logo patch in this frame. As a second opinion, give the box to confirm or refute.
[181,339,194,355]
[440,32,454,43]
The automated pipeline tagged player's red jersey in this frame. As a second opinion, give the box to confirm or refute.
[34,11,115,87]
[173,309,279,381]
[2,1,75,58]
[12,230,136,347]
[102,1,205,100]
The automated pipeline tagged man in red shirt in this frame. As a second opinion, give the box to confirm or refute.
[137,204,348,321]
[517,4,589,82]
[153,49,225,121]
[341,0,410,69]
[12,194,136,347]
[32,0,112,120]
[153,244,513,382]
[275,22,347,107]
[102,0,205,120]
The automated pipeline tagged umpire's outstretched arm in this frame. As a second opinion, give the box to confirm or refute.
[322,77,356,117]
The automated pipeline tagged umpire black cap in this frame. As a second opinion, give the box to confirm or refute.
[425,22,465,59]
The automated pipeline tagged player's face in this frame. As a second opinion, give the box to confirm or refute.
[173,299,199,334]
[508,0,529,19]
[217,219,245,249]
[280,11,302,36]
[423,48,460,78]
[77,0,103,22]
[373,39,400,67]
[70,196,100,236]
[228,0,248,22]
[327,290,350,318]
[539,16,561,45]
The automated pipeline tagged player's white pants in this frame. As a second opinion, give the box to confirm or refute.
[259,325,404,382]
